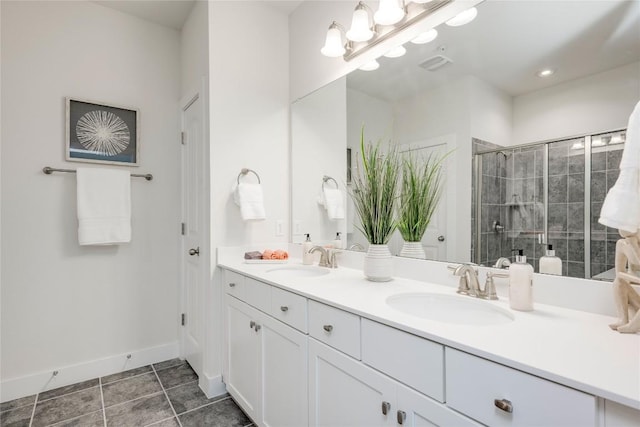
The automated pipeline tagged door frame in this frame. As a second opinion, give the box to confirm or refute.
[179,77,210,376]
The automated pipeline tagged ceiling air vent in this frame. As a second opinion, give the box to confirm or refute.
[418,54,453,71]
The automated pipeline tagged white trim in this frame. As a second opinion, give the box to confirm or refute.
[198,373,227,399]
[0,341,179,403]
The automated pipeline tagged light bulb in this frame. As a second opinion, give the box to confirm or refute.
[374,0,405,26]
[383,45,406,58]
[359,60,380,71]
[445,7,478,27]
[411,29,438,44]
[320,23,346,57]
[347,4,374,42]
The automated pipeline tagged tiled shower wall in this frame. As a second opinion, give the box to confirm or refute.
[473,131,624,279]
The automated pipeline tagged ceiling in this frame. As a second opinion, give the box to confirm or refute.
[93,0,304,30]
[348,0,640,102]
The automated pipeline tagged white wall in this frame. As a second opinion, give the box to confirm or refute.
[393,77,475,262]
[292,77,347,245]
[0,1,181,398]
[512,61,640,145]
[207,0,290,389]
[181,0,209,96]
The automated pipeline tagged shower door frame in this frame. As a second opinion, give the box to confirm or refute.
[473,130,624,279]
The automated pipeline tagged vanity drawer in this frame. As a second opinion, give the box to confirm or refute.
[224,270,245,299]
[308,300,360,359]
[244,277,271,313]
[270,287,308,333]
[445,348,596,427]
[361,319,444,402]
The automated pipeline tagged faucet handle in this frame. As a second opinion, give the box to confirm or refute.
[483,271,509,300]
[328,248,342,268]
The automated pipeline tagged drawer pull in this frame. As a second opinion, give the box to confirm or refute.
[381,401,390,415]
[494,398,513,413]
[249,320,256,329]
[228,283,236,287]
[323,324,333,333]
[254,324,261,332]
[280,306,289,312]
[397,410,406,425]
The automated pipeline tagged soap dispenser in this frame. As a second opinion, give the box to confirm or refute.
[302,234,314,265]
[539,244,562,275]
[509,249,534,311]
[332,232,342,249]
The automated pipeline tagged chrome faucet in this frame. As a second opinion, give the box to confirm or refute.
[451,264,482,297]
[494,257,512,269]
[309,246,330,267]
[448,264,509,300]
[347,243,364,251]
[309,246,341,268]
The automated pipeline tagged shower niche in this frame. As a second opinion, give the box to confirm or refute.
[472,129,626,280]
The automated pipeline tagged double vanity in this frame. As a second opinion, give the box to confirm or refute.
[219,248,640,426]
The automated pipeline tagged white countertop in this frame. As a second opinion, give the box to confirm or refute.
[219,257,640,410]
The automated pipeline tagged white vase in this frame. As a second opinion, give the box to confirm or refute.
[399,241,426,260]
[364,244,393,282]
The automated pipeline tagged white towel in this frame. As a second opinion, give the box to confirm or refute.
[321,188,345,220]
[234,183,266,220]
[77,167,131,245]
[600,100,640,232]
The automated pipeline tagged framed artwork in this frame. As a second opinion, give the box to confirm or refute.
[66,98,139,166]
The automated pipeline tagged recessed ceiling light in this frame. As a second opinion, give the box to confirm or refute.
[359,60,380,71]
[537,68,556,77]
[411,29,438,44]
[383,45,406,58]
[445,7,477,27]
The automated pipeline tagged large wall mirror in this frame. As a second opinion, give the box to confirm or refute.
[291,0,640,281]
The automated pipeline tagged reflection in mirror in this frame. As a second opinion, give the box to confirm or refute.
[290,0,640,281]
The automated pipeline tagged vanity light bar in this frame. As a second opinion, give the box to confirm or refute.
[342,0,453,61]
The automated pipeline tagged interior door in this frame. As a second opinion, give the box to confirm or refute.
[181,91,204,376]
[398,138,449,261]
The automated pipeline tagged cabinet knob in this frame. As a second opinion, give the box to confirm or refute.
[249,320,256,329]
[381,401,391,415]
[494,398,513,413]
[254,324,261,332]
[397,410,406,425]
[323,324,333,333]
[280,306,289,312]
[188,247,200,256]
[228,282,236,288]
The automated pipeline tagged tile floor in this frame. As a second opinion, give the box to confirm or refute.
[0,359,252,427]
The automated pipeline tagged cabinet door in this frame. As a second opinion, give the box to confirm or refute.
[309,338,395,427]
[396,383,480,427]
[225,295,261,422]
[260,313,308,427]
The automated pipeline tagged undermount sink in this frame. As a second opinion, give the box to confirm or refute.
[386,293,514,325]
[265,265,330,278]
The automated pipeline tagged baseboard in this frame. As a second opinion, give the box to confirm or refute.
[199,372,227,399]
[0,341,179,403]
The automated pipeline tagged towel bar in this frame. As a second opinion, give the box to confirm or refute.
[322,175,338,189]
[43,166,153,181]
[237,168,261,184]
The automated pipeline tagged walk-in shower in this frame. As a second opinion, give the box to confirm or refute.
[472,129,627,280]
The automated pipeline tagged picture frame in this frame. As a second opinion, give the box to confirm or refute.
[66,97,139,166]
